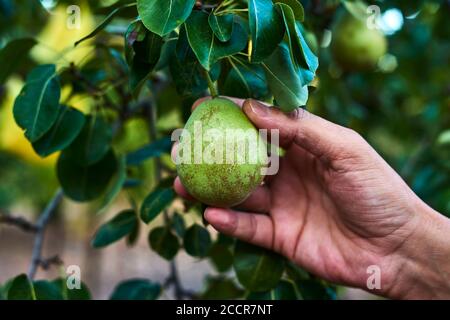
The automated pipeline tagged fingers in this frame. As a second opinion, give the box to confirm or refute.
[204,208,274,249]
[173,177,196,201]
[242,99,362,164]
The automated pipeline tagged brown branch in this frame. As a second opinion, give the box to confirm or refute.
[0,211,38,232]
[37,255,64,271]
[28,189,64,279]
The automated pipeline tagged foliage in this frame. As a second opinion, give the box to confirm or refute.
[0,0,448,300]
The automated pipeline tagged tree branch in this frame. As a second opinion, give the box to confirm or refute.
[28,189,64,279]
[0,211,38,232]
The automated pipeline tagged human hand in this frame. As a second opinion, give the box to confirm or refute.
[173,97,450,299]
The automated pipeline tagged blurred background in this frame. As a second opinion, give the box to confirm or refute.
[0,0,448,299]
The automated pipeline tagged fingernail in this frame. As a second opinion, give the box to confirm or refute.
[248,99,269,117]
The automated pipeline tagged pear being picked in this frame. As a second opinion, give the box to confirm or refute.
[176,98,268,207]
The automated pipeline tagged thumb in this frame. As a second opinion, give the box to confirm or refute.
[243,99,361,163]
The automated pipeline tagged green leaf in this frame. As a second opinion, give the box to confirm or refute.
[185,10,248,71]
[222,61,269,100]
[64,115,113,166]
[247,280,299,300]
[208,13,234,42]
[57,149,118,202]
[233,241,285,292]
[6,274,35,300]
[273,0,304,22]
[202,277,245,300]
[148,227,180,260]
[140,187,175,224]
[125,19,164,92]
[137,0,196,36]
[97,155,127,213]
[0,38,37,84]
[126,136,172,166]
[248,0,284,62]
[74,2,137,46]
[32,105,85,157]
[183,224,212,257]
[209,243,233,273]
[110,279,161,300]
[171,212,186,238]
[296,279,334,300]
[33,281,64,300]
[13,64,61,142]
[263,42,309,111]
[92,209,138,248]
[51,279,91,300]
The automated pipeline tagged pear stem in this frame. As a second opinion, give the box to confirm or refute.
[204,69,218,98]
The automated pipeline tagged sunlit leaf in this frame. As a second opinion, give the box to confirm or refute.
[137,0,196,36]
[185,11,248,70]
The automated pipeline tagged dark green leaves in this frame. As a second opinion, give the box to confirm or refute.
[32,106,85,157]
[6,274,35,300]
[57,149,117,202]
[137,0,196,36]
[33,281,64,300]
[185,11,248,70]
[110,279,161,300]
[183,224,212,257]
[209,243,233,273]
[248,0,284,62]
[202,277,244,300]
[222,61,269,100]
[125,19,163,92]
[148,227,180,260]
[0,38,36,84]
[92,210,138,248]
[233,241,285,292]
[64,115,113,166]
[247,279,298,300]
[13,64,61,142]
[126,136,172,166]
[208,13,234,42]
[140,187,175,224]
[263,43,309,111]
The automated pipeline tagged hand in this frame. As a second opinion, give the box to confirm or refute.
[173,97,450,299]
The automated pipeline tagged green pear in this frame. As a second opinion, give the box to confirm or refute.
[176,98,267,207]
[331,12,387,71]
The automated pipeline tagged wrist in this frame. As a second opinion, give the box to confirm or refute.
[385,200,450,299]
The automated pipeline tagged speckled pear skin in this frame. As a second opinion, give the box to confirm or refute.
[176,98,268,207]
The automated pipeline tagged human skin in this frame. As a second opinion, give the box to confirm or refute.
[172,97,450,299]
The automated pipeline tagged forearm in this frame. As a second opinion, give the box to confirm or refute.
[386,200,450,299]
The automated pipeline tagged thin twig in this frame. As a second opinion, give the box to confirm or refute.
[28,189,64,279]
[0,211,38,232]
